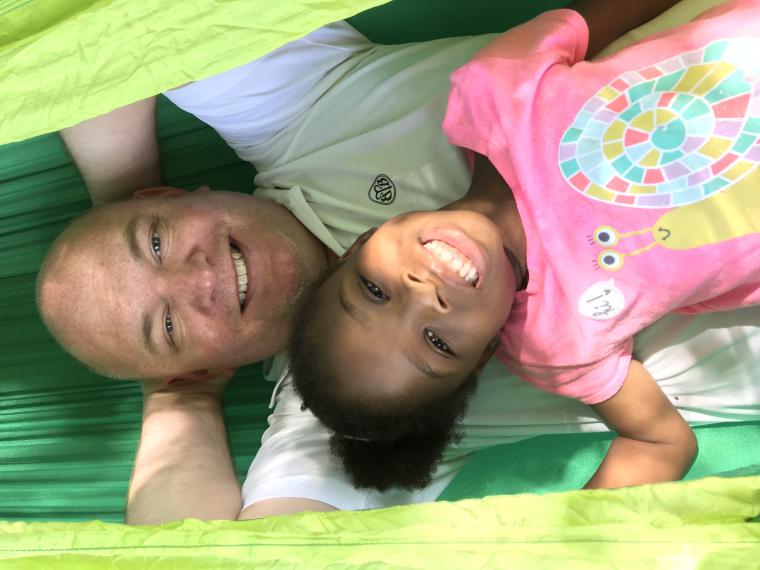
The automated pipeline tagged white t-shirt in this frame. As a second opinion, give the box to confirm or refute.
[165,19,760,511]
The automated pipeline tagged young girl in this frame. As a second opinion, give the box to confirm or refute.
[290,0,760,491]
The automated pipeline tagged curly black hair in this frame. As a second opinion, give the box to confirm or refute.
[288,271,482,491]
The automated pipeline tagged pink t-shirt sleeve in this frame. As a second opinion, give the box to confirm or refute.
[443,9,589,157]
[498,335,634,405]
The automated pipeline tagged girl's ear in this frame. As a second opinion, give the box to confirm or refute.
[339,227,377,261]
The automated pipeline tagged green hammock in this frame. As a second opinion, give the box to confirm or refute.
[1,0,758,567]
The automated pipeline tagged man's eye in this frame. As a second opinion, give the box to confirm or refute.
[165,312,174,336]
[361,277,388,301]
[151,231,162,258]
[425,328,452,355]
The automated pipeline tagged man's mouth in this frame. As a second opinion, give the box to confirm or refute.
[231,245,248,308]
[423,240,479,286]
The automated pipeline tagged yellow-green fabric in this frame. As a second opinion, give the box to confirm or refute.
[0,0,389,145]
[0,476,758,569]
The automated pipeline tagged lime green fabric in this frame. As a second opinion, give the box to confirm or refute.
[0,476,757,568]
[0,0,390,145]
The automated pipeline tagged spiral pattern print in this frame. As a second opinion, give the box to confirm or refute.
[558,39,760,208]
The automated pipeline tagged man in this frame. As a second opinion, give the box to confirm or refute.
[40,1,759,524]
[38,187,330,380]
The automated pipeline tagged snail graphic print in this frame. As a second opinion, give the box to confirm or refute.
[559,38,760,271]
[558,38,760,272]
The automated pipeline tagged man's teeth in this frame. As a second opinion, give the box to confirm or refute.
[423,240,479,286]
[231,246,247,306]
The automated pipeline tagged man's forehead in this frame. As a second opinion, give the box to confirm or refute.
[97,295,169,378]
[80,228,162,368]
[62,283,147,378]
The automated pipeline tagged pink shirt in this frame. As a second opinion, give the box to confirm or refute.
[443,2,760,404]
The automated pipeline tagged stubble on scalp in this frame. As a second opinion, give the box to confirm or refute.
[36,210,135,379]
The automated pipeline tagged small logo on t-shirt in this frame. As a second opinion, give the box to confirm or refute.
[368,174,396,205]
[578,279,625,321]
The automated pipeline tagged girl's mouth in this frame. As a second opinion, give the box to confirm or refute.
[422,240,479,286]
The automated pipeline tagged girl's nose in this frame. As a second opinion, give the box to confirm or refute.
[403,270,449,313]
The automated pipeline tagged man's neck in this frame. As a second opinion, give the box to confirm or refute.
[445,154,527,286]
[322,243,338,269]
[291,211,337,277]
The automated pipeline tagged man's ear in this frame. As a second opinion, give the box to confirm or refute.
[339,228,376,261]
[165,367,236,384]
[133,186,188,200]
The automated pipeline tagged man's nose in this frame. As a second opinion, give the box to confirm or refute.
[166,251,217,310]
[402,270,449,313]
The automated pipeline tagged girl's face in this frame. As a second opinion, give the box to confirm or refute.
[321,209,517,406]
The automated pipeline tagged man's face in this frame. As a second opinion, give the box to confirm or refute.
[319,209,515,407]
[40,188,322,379]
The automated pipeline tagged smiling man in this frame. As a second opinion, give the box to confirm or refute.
[39,187,329,380]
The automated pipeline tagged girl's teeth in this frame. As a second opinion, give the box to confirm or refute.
[423,240,480,286]
[458,261,472,279]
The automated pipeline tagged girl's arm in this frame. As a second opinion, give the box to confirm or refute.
[567,0,681,58]
[585,359,697,489]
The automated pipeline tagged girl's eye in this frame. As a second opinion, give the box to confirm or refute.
[151,232,162,258]
[165,312,174,336]
[361,277,388,301]
[425,328,452,355]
